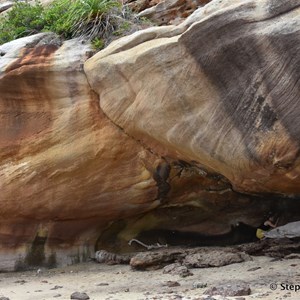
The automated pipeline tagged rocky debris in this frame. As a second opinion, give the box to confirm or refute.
[0,297,10,300]
[128,246,253,271]
[98,241,300,270]
[95,250,133,265]
[163,262,193,277]
[130,249,185,270]
[70,292,90,300]
[204,281,251,297]
[53,295,62,298]
[183,249,251,268]
[236,239,300,258]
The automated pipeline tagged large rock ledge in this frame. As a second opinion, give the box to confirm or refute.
[85,0,300,195]
[1,0,300,271]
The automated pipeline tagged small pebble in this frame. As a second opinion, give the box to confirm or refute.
[193,282,208,288]
[14,280,26,284]
[96,283,109,286]
[51,285,63,290]
[247,267,261,272]
[70,292,90,300]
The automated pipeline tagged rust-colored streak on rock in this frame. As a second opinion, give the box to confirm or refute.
[0,34,161,270]
[5,44,59,73]
[0,44,57,152]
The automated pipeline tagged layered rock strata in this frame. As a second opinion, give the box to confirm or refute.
[1,0,300,270]
[0,33,159,270]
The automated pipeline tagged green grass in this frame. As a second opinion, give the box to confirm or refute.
[0,0,44,44]
[0,0,121,45]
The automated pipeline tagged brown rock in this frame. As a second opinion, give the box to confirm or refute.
[127,0,150,13]
[136,0,212,25]
[163,262,193,277]
[2,0,300,271]
[0,33,158,270]
[130,249,185,270]
[70,292,90,300]
[183,249,251,268]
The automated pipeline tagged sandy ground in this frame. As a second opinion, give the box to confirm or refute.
[0,256,299,300]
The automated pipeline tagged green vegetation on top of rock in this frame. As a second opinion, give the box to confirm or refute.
[0,0,122,45]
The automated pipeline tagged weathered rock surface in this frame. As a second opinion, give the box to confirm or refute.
[1,0,300,271]
[237,238,300,258]
[264,221,300,239]
[128,246,250,270]
[183,249,251,268]
[70,292,90,300]
[0,32,159,270]
[85,0,300,196]
[130,248,185,270]
[163,262,193,277]
[135,0,212,25]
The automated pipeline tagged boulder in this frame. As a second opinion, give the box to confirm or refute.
[183,249,251,268]
[0,33,158,270]
[130,248,185,270]
[85,0,300,196]
[264,221,300,239]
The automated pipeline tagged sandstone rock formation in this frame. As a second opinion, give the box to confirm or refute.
[127,0,211,25]
[0,33,159,270]
[1,0,300,271]
[85,0,300,196]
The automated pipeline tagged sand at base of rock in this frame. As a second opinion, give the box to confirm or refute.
[0,256,299,300]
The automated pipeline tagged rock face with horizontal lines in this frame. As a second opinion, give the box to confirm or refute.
[1,0,300,270]
[0,33,159,270]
